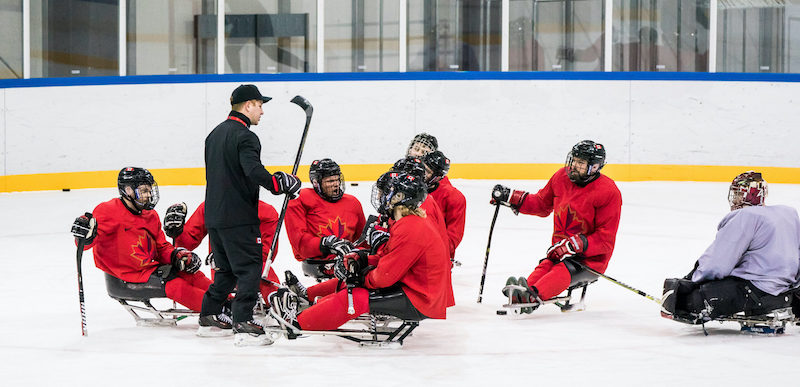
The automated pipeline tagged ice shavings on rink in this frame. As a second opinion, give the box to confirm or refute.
[2,180,800,386]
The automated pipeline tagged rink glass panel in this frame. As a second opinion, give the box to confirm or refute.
[716,0,800,73]
[0,0,22,79]
[127,0,215,75]
[225,0,317,74]
[407,0,502,72]
[324,0,400,73]
[613,0,710,72]
[29,0,119,78]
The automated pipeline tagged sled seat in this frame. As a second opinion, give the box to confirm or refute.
[104,273,197,327]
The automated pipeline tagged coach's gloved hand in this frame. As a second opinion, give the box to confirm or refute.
[171,248,201,274]
[546,234,588,262]
[320,235,354,257]
[71,212,97,244]
[270,171,301,197]
[490,184,528,215]
[163,202,187,239]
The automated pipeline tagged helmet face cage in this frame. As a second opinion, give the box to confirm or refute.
[406,133,438,157]
[728,171,767,209]
[373,172,426,216]
[118,167,159,211]
[422,150,450,186]
[372,172,398,215]
[309,158,345,202]
[565,141,606,184]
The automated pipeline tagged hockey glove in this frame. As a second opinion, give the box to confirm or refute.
[205,252,218,271]
[163,202,187,239]
[368,229,390,255]
[320,235,354,257]
[546,234,588,262]
[489,184,528,215]
[171,248,201,274]
[270,171,301,197]
[71,212,97,244]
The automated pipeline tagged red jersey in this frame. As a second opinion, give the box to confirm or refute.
[364,214,450,319]
[285,188,366,261]
[83,198,173,283]
[428,176,467,258]
[419,195,455,307]
[174,201,280,283]
[519,167,622,271]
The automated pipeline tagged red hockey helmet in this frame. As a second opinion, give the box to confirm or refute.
[728,171,767,210]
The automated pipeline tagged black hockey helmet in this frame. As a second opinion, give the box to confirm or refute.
[309,158,344,202]
[422,150,450,189]
[118,167,159,211]
[565,140,606,186]
[374,173,427,217]
[391,156,426,180]
[406,132,438,157]
[728,171,767,210]
[372,171,398,214]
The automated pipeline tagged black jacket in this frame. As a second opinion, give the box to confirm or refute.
[204,111,275,228]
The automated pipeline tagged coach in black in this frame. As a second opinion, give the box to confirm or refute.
[199,84,300,346]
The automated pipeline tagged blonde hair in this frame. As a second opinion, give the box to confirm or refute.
[390,193,426,218]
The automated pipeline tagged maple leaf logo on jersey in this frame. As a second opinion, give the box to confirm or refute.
[317,216,348,239]
[130,234,154,267]
[553,206,588,240]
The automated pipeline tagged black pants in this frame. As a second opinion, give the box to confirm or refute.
[201,224,262,323]
[670,277,793,323]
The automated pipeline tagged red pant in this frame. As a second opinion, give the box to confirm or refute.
[164,271,213,312]
[527,258,607,300]
[211,266,281,306]
[297,287,370,331]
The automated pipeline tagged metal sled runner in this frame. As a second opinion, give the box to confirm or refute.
[500,278,597,315]
[104,273,198,327]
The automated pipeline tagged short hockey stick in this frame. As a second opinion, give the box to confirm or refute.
[477,204,501,303]
[262,95,313,280]
[572,259,662,305]
[76,239,88,336]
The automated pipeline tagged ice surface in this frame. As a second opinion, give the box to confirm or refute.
[2,180,800,386]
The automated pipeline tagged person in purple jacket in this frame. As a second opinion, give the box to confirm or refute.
[661,171,800,324]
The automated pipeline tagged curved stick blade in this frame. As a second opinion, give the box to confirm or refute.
[290,95,313,116]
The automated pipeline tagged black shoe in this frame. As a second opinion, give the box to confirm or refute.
[197,313,233,337]
[284,270,309,302]
[233,319,273,346]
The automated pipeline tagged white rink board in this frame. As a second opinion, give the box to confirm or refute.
[2,78,800,175]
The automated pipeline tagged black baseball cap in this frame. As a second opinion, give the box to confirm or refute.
[230,84,272,105]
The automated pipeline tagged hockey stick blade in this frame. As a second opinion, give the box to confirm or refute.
[290,95,313,117]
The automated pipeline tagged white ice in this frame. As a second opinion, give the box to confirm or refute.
[2,180,800,386]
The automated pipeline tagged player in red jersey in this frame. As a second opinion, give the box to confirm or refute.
[269,173,450,331]
[70,167,211,312]
[491,141,622,312]
[284,159,366,281]
[162,200,281,306]
[422,150,466,260]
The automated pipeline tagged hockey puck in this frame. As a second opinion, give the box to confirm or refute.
[350,183,358,186]
[62,188,71,192]
[496,310,507,315]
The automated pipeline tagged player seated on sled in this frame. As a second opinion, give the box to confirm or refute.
[661,171,800,326]
[284,158,366,281]
[269,173,450,332]
[70,167,210,320]
[491,141,622,313]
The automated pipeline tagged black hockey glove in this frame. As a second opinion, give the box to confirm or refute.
[320,235,354,257]
[490,184,528,215]
[334,250,371,285]
[270,171,301,197]
[171,248,201,274]
[683,261,700,281]
[163,202,187,239]
[367,229,390,255]
[71,212,97,244]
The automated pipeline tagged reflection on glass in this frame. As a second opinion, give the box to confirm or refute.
[30,0,119,78]
[407,0,501,71]
[325,0,400,72]
[613,0,709,72]
[717,0,798,73]
[225,0,316,73]
[128,0,215,75]
[0,0,23,79]
[510,0,604,71]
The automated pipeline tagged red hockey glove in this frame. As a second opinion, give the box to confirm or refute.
[490,184,528,215]
[546,234,588,262]
[171,248,201,274]
[334,250,372,285]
